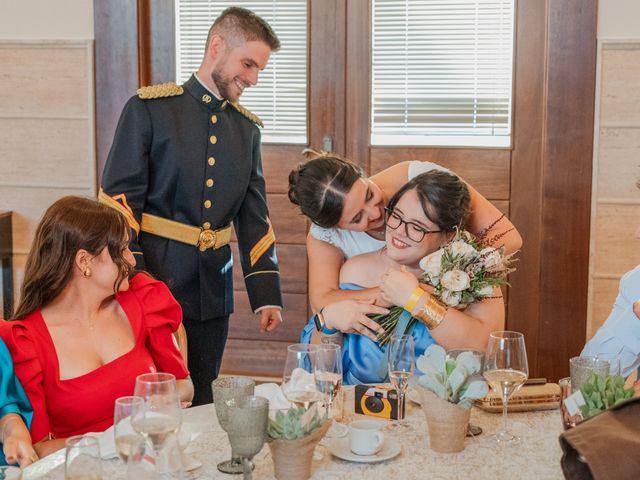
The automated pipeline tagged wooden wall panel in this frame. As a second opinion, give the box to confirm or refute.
[221,339,291,377]
[599,47,640,124]
[0,44,89,116]
[535,0,597,380]
[596,127,640,199]
[593,204,640,275]
[371,148,511,200]
[0,119,89,188]
[228,292,309,342]
[262,145,309,193]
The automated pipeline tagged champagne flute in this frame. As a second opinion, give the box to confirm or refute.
[483,331,529,444]
[315,344,347,437]
[387,334,414,431]
[114,396,144,463]
[132,372,183,476]
[281,344,324,409]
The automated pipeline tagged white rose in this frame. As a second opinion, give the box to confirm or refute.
[419,249,444,278]
[441,289,462,307]
[480,247,503,271]
[440,269,471,292]
[449,240,477,260]
[477,285,494,296]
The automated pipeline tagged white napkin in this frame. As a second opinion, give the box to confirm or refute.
[254,383,293,410]
[97,418,202,471]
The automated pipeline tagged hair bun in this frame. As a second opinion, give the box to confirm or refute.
[287,167,302,206]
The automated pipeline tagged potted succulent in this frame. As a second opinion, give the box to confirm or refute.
[267,407,330,480]
[579,374,634,419]
[415,344,488,453]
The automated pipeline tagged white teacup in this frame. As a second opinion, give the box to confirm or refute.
[349,419,385,456]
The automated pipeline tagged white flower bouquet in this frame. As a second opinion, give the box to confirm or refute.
[420,230,515,308]
[371,230,515,345]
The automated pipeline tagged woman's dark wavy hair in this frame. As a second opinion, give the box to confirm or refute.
[288,155,365,228]
[387,170,471,233]
[13,196,131,319]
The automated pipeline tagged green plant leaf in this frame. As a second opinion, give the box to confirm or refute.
[460,380,488,401]
[455,351,482,375]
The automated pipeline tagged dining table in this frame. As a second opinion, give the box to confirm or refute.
[22,386,565,480]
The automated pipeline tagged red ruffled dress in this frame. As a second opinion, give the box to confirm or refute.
[0,273,189,443]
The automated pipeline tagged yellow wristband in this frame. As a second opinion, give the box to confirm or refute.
[404,287,425,313]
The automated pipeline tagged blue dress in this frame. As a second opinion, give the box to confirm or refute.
[0,338,33,466]
[300,284,437,385]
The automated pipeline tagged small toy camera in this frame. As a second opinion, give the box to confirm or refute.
[354,384,403,420]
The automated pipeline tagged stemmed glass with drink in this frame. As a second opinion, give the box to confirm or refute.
[114,396,144,464]
[483,331,529,444]
[387,334,415,431]
[281,344,324,409]
[315,343,347,437]
[132,372,183,476]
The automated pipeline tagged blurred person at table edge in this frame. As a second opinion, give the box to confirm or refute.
[99,6,283,406]
[0,197,193,458]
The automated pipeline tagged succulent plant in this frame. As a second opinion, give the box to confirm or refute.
[416,344,488,409]
[267,407,326,441]
[579,374,634,419]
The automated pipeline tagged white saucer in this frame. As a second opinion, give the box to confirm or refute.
[327,437,401,463]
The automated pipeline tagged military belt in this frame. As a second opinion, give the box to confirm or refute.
[140,213,231,252]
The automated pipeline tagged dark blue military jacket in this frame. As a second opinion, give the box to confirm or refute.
[100,75,283,320]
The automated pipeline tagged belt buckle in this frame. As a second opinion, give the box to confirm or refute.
[198,228,217,251]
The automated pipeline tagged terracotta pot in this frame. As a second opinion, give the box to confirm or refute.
[267,420,331,480]
[418,386,471,453]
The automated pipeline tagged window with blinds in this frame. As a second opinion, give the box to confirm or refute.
[175,0,307,144]
[371,0,514,147]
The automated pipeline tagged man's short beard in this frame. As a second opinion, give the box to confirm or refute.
[211,68,232,100]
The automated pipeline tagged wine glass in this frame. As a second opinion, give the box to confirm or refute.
[315,344,347,437]
[483,331,529,444]
[446,349,484,436]
[387,334,415,431]
[114,396,144,463]
[225,395,269,480]
[65,435,102,480]
[282,344,324,409]
[211,376,256,474]
[132,372,183,476]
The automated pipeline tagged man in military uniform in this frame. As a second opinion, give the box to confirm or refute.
[100,7,283,405]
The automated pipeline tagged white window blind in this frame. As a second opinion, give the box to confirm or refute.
[175,0,307,144]
[371,0,514,147]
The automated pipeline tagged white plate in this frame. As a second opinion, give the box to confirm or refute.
[327,437,401,463]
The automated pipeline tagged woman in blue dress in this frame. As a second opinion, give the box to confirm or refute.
[301,170,505,384]
[0,337,37,467]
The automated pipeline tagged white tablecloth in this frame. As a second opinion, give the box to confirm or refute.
[22,389,565,480]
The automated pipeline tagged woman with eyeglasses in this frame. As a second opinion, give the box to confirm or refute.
[288,154,519,338]
[300,170,505,384]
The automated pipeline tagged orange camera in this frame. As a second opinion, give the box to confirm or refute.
[354,384,403,420]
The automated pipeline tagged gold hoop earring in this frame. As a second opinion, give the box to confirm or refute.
[83,267,92,278]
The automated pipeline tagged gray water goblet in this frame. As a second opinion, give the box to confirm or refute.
[225,395,269,480]
[211,376,256,474]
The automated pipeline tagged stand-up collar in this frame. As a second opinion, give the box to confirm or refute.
[184,74,226,110]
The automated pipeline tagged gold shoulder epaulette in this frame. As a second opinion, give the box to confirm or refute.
[137,82,184,100]
[228,101,264,128]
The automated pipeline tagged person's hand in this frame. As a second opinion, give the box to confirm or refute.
[379,267,421,310]
[634,379,640,397]
[322,299,389,341]
[259,308,283,333]
[3,435,38,468]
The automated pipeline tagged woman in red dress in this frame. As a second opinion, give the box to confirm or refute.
[0,196,194,457]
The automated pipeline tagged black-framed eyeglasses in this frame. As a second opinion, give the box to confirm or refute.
[384,207,442,242]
